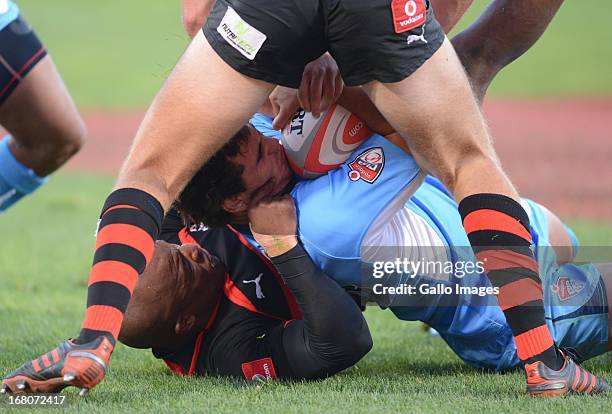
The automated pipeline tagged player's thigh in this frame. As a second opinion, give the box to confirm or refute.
[116,32,275,208]
[537,203,575,264]
[0,55,84,148]
[363,38,497,185]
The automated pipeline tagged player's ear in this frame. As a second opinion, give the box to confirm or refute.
[174,314,196,336]
[222,195,248,213]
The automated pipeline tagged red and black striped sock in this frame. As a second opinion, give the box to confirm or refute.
[75,188,163,345]
[459,193,563,370]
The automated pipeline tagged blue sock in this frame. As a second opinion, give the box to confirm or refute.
[0,135,48,212]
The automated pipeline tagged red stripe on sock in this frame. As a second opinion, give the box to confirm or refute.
[103,205,139,214]
[81,305,124,340]
[88,261,139,293]
[95,223,155,263]
[463,209,532,241]
[497,278,543,311]
[514,325,555,361]
[475,249,539,275]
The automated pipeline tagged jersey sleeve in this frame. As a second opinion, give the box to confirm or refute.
[269,244,372,379]
[206,244,372,381]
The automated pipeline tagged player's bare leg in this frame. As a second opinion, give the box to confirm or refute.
[364,37,608,395]
[116,31,274,208]
[364,38,514,200]
[2,31,274,395]
[0,55,84,177]
[540,205,575,264]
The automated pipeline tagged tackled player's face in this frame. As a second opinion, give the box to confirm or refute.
[120,241,225,349]
[225,125,293,212]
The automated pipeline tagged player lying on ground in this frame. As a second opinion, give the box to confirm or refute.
[0,0,84,212]
[2,208,372,386]
[67,0,575,398]
[2,0,579,397]
[170,119,610,390]
[123,192,611,386]
[120,210,372,381]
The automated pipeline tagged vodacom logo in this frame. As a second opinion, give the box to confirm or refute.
[404,0,418,16]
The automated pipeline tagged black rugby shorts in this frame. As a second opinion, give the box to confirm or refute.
[0,14,46,106]
[203,0,445,87]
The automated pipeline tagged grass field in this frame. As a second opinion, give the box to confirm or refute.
[1,0,611,412]
[14,0,612,108]
[0,175,611,413]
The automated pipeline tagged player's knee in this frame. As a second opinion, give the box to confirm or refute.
[45,117,86,164]
[57,118,85,156]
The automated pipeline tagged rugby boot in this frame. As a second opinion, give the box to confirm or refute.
[1,336,113,395]
[525,349,610,397]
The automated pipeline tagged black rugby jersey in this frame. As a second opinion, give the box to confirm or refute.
[153,209,370,381]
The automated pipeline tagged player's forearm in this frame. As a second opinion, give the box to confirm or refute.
[430,0,475,33]
[270,244,372,375]
[451,0,564,103]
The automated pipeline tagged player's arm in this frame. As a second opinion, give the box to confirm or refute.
[430,0,475,33]
[181,0,215,38]
[451,0,564,102]
[249,197,372,379]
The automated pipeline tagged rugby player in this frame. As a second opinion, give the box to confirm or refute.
[118,205,372,381]
[169,118,610,387]
[0,0,85,212]
[3,0,579,397]
[1,205,371,388]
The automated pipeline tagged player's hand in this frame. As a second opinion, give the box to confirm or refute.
[270,86,300,130]
[181,0,214,38]
[249,195,298,257]
[271,53,344,130]
[298,53,344,118]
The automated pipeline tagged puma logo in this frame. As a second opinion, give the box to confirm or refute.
[243,273,265,299]
[406,24,427,45]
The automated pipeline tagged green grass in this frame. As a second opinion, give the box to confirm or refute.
[15,0,612,108]
[16,0,189,108]
[0,173,611,413]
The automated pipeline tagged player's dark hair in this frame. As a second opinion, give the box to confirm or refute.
[175,125,250,227]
